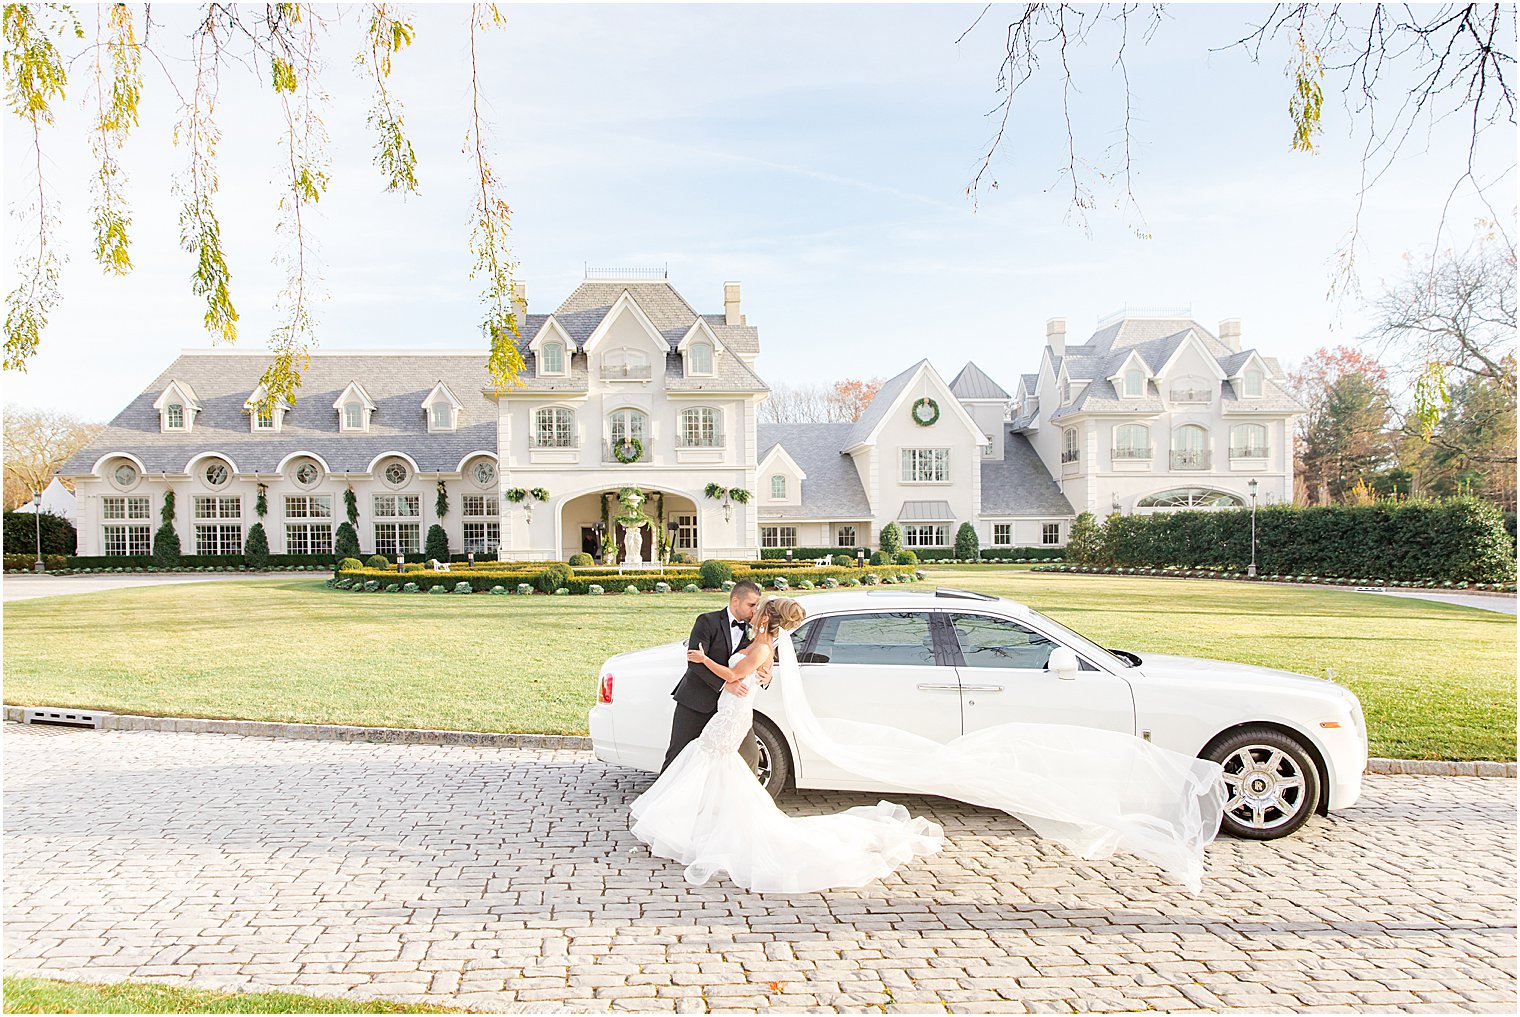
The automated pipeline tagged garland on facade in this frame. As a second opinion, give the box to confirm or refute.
[344,486,359,526]
[255,483,268,518]
[656,491,667,559]
[436,480,449,518]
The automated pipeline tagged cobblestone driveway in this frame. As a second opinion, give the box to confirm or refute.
[4,724,1514,1013]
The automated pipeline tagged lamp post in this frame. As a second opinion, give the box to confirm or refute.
[1247,478,1259,578]
[396,554,404,574]
[31,490,43,573]
[785,547,793,563]
[467,551,475,567]
[856,547,865,566]
[666,519,679,563]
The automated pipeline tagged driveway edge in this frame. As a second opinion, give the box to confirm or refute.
[5,706,1514,776]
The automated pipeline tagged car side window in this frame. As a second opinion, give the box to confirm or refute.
[790,619,819,662]
[950,614,1059,670]
[805,612,937,666]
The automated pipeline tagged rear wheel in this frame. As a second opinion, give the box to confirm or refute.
[752,717,792,799]
[1204,726,1322,840]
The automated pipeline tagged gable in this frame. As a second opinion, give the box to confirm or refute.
[847,360,987,452]
[582,291,671,355]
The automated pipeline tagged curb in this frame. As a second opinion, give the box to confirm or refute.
[6,706,1515,776]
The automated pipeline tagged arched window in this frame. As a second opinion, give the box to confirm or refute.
[679,407,722,448]
[343,403,365,431]
[430,399,454,430]
[1243,368,1263,398]
[1137,488,1245,509]
[1061,428,1079,464]
[1170,424,1209,470]
[540,341,564,375]
[1114,424,1150,459]
[687,342,713,375]
[770,474,786,499]
[1123,368,1143,397]
[534,406,576,448]
[608,408,648,460]
[1230,423,1267,458]
[165,403,185,429]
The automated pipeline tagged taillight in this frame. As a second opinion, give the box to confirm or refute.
[598,672,614,704]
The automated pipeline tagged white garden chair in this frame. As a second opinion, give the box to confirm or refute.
[428,558,451,572]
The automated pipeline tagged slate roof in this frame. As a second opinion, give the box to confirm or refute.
[848,360,928,448]
[499,282,769,394]
[980,430,1075,517]
[949,361,1010,401]
[58,352,501,477]
[756,423,872,520]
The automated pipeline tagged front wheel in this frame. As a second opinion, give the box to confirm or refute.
[1204,726,1322,840]
[752,717,792,800]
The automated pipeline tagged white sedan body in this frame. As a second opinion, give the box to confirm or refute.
[588,590,1367,824]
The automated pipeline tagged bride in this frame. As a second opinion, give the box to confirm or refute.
[629,596,1226,895]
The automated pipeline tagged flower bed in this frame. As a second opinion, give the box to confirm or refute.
[328,561,920,594]
[1031,563,1518,593]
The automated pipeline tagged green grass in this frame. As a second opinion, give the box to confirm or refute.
[1,976,461,1013]
[3,570,1513,760]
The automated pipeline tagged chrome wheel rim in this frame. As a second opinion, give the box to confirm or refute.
[755,737,772,788]
[1221,745,1307,830]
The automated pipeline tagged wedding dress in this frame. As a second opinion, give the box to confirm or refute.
[629,634,1226,894]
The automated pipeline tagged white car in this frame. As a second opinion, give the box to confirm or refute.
[588,588,1367,840]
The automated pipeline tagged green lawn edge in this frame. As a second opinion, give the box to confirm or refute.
[0,976,462,1014]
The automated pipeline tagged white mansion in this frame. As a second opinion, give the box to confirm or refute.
[58,274,1304,561]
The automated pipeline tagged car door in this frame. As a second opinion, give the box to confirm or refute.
[786,610,964,787]
[945,611,1135,736]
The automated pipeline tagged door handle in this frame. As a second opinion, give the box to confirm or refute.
[959,685,1005,693]
[916,683,961,691]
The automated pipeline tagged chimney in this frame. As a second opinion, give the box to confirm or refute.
[1218,318,1242,353]
[1046,317,1066,357]
[724,281,744,326]
[510,281,527,327]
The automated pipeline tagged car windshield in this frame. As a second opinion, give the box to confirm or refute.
[1025,609,1128,670]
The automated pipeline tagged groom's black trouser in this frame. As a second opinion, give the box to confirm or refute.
[662,703,761,776]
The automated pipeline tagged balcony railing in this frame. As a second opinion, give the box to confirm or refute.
[1112,446,1154,460]
[529,433,578,449]
[1170,449,1211,470]
[603,439,649,463]
[1230,446,1269,459]
[676,433,724,449]
[1060,449,1079,464]
[1169,388,1214,404]
[600,364,653,380]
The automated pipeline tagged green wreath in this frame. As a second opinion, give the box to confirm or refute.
[910,396,940,427]
[613,436,644,464]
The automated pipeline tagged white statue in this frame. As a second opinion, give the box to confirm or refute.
[622,524,645,567]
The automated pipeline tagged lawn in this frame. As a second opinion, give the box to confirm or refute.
[0,976,459,1013]
[2,570,1513,760]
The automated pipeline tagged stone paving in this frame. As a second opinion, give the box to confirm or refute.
[4,724,1515,1013]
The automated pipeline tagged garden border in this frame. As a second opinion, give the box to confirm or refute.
[4,707,1513,775]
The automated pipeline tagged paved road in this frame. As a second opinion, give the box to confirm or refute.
[1350,588,1518,616]
[1,572,297,602]
[4,725,1514,1013]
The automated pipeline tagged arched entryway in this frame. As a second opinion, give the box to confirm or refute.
[557,488,701,563]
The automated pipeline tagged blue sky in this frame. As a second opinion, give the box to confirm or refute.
[3,3,1511,419]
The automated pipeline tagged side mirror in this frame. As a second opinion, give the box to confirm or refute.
[1046,646,1079,680]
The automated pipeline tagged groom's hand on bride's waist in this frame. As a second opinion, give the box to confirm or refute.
[724,678,752,698]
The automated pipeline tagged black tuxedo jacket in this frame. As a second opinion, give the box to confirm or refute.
[671,608,753,713]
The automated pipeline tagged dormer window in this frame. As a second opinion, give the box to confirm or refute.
[688,342,713,375]
[1243,368,1263,398]
[421,380,463,433]
[335,381,376,433]
[541,341,564,375]
[344,404,364,430]
[1123,369,1143,397]
[165,403,185,429]
[430,400,452,429]
[254,406,274,429]
[154,380,202,433]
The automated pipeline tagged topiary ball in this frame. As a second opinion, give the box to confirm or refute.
[429,584,448,594]
[553,587,570,596]
[364,580,380,592]
[589,584,604,595]
[624,584,639,595]
[683,583,699,593]
[655,582,671,594]
[517,583,533,595]
[454,581,473,594]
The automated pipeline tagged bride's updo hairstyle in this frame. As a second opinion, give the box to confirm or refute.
[754,596,806,636]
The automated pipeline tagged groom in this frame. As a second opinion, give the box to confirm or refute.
[662,580,766,774]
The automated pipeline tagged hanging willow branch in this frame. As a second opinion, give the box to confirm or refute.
[90,3,141,275]
[2,3,77,372]
[361,3,417,194]
[175,7,237,343]
[467,3,524,394]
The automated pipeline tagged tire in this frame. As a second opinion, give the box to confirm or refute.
[1204,726,1322,840]
[752,717,792,800]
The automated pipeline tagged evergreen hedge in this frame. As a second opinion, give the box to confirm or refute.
[331,561,916,595]
[1089,499,1514,583]
[2,510,76,555]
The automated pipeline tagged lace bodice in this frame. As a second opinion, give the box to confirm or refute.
[697,650,761,756]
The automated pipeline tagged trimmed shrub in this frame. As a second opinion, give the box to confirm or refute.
[832,554,854,567]
[428,584,448,594]
[366,554,390,569]
[879,522,902,556]
[553,587,570,596]
[953,522,979,561]
[535,562,572,594]
[568,552,593,567]
[334,521,361,560]
[454,581,473,594]
[624,584,639,594]
[683,583,699,593]
[699,559,733,588]
[588,584,604,595]
[244,522,271,569]
[894,549,918,566]
[489,585,507,594]
[425,524,450,563]
[869,551,886,566]
[152,522,181,569]
[516,583,533,595]
[385,583,400,592]
[338,557,364,572]
[772,576,789,590]
[655,582,671,594]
